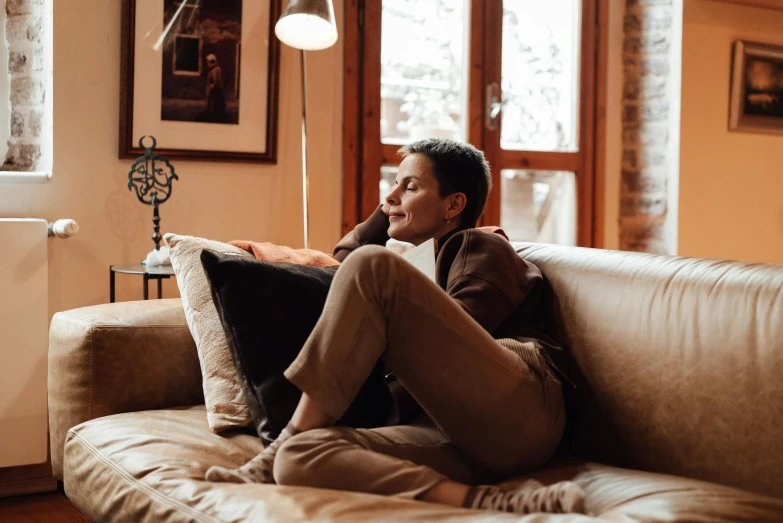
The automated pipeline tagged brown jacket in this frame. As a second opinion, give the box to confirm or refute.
[334,206,574,423]
[334,205,545,338]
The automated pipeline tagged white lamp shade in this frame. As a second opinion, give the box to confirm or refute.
[275,0,338,51]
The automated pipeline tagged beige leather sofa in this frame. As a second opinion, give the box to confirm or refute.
[49,244,783,522]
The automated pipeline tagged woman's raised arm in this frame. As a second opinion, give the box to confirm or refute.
[333,205,391,262]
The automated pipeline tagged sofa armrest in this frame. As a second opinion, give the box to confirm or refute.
[48,299,204,480]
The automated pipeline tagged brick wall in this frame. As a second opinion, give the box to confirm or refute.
[2,0,51,172]
[620,0,674,253]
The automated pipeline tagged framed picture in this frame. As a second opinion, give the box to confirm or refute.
[729,40,783,136]
[119,0,281,162]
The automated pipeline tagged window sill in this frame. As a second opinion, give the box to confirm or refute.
[0,171,51,184]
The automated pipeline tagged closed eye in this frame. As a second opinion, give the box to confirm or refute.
[395,176,420,190]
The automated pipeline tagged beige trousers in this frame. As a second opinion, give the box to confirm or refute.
[276,246,565,499]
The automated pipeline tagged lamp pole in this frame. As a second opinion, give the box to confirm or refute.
[300,50,310,249]
[275,0,337,251]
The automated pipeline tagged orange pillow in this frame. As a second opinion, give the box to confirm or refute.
[231,227,509,267]
[229,240,340,268]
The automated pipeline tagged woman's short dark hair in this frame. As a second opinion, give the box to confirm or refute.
[399,139,492,228]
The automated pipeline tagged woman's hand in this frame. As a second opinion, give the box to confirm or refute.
[381,202,391,216]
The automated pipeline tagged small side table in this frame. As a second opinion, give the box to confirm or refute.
[110,264,176,303]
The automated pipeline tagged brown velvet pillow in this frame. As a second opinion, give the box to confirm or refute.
[200,249,393,445]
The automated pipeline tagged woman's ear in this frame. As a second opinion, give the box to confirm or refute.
[448,193,467,217]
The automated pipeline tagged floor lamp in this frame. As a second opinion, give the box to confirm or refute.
[275,0,338,250]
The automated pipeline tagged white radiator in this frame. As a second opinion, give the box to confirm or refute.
[0,218,77,468]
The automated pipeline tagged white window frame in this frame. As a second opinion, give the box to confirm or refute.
[0,5,51,184]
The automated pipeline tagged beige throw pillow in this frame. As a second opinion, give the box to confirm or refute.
[165,233,254,432]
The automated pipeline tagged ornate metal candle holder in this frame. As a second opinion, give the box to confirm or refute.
[127,136,179,250]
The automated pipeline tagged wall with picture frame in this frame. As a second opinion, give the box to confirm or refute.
[0,0,344,317]
[678,0,783,264]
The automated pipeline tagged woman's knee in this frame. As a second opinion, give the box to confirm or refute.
[273,427,354,487]
[341,245,396,276]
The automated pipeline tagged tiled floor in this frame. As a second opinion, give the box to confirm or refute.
[0,492,90,523]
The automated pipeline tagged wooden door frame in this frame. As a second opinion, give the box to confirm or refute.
[342,0,608,248]
[341,0,363,237]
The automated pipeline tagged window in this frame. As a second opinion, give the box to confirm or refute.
[344,0,605,247]
[173,35,202,75]
[0,0,53,181]
[380,0,468,145]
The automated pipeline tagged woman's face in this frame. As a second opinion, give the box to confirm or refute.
[385,153,460,246]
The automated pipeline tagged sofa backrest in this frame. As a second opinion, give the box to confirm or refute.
[515,243,783,500]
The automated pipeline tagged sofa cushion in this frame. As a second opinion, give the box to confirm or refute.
[63,406,783,522]
[165,233,255,432]
[514,243,783,500]
[48,298,203,480]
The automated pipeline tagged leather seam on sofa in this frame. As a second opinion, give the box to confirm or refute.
[54,312,91,323]
[88,322,93,420]
[90,325,193,329]
[67,428,219,523]
[55,312,191,329]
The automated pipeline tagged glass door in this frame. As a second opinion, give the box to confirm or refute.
[345,0,599,247]
[488,0,585,246]
[378,0,470,203]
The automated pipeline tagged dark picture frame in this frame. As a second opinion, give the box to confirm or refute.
[729,40,783,136]
[119,0,281,163]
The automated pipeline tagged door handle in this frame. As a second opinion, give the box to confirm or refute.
[485,82,505,131]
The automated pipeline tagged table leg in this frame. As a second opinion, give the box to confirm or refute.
[157,277,162,299]
[110,268,115,303]
[143,273,149,300]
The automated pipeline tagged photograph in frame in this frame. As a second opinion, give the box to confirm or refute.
[729,40,783,136]
[119,0,280,162]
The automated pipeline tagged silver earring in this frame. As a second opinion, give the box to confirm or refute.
[446,217,452,224]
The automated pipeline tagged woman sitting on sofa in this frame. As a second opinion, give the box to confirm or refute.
[206,138,586,515]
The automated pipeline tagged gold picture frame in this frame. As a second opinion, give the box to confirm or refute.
[729,40,783,136]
